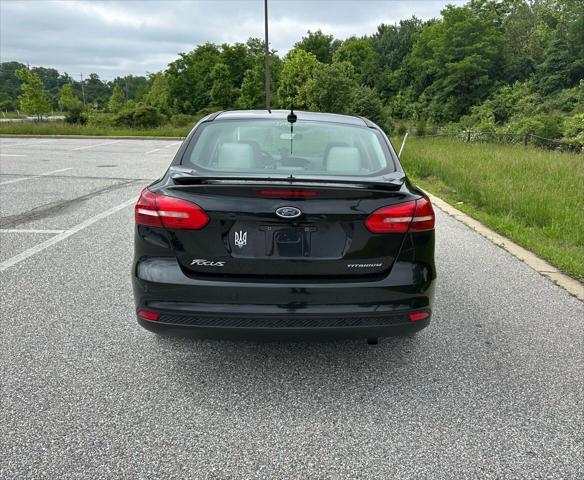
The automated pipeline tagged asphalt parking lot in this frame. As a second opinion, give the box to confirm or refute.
[1,137,582,479]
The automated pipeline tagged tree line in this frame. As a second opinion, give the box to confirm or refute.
[1,0,582,144]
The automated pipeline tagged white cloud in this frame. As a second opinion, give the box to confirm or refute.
[64,1,170,28]
[0,0,464,79]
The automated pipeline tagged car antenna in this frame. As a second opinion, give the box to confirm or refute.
[287,99,297,155]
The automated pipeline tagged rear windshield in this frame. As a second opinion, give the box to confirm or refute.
[183,119,395,176]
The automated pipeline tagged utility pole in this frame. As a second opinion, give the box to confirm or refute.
[264,0,271,112]
[80,73,86,107]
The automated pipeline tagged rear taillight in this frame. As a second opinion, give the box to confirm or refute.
[410,197,435,232]
[138,309,160,321]
[134,188,209,230]
[365,197,435,234]
[409,311,430,322]
[257,189,318,198]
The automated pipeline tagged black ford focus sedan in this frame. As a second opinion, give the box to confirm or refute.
[132,110,436,342]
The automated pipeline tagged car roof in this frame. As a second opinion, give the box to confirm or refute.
[212,110,369,127]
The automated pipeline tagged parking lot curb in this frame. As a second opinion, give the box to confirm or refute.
[0,134,184,140]
[426,192,584,301]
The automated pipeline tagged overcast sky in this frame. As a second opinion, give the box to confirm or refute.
[1,0,463,80]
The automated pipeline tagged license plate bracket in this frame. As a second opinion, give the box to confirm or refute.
[260,225,316,257]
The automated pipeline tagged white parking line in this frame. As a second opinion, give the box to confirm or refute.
[71,140,122,151]
[0,198,136,272]
[1,139,55,148]
[0,229,65,234]
[0,168,72,186]
[145,142,180,155]
[0,154,26,157]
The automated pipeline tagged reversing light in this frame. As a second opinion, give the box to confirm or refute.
[138,310,160,321]
[364,197,435,233]
[134,188,209,230]
[258,189,318,198]
[409,311,430,322]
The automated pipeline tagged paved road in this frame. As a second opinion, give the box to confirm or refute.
[1,137,582,479]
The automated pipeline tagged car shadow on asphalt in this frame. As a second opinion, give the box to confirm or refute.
[148,333,431,402]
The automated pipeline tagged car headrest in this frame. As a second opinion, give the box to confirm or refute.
[324,146,362,172]
[217,142,255,170]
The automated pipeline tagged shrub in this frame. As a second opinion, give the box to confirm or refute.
[87,113,116,127]
[132,105,166,128]
[65,104,87,125]
[563,114,584,145]
[114,104,165,128]
[170,114,199,127]
[415,117,427,136]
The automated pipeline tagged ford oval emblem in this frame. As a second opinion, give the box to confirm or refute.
[276,206,302,219]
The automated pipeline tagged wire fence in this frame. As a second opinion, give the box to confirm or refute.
[410,129,583,154]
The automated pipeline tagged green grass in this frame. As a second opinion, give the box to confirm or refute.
[0,120,191,137]
[398,137,584,281]
[1,112,28,119]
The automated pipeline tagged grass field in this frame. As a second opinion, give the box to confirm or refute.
[398,137,584,281]
[0,121,191,137]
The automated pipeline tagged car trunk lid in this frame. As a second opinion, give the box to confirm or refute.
[153,176,418,280]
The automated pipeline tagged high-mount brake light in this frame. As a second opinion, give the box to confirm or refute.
[258,189,318,198]
[365,197,435,234]
[134,188,209,230]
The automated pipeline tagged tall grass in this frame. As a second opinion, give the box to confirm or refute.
[0,121,191,137]
[399,137,584,280]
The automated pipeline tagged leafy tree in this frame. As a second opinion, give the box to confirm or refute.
[499,0,549,82]
[246,37,266,57]
[305,62,358,114]
[333,37,379,87]
[294,30,340,63]
[83,73,111,108]
[535,33,575,95]
[210,63,239,109]
[220,43,253,88]
[144,73,172,114]
[238,65,264,109]
[371,18,424,72]
[0,61,27,110]
[14,68,51,119]
[405,4,504,121]
[277,49,321,109]
[351,86,384,124]
[58,83,79,111]
[111,75,148,101]
[108,84,126,113]
[533,0,584,93]
[30,66,69,107]
[238,53,281,109]
[166,43,221,113]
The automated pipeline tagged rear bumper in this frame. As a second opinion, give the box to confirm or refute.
[132,257,435,339]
